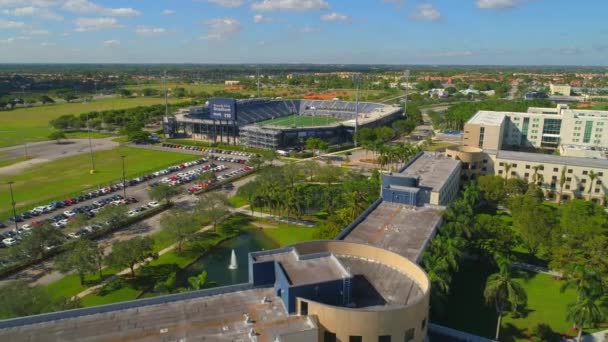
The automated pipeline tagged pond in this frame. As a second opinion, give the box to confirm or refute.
[185,229,278,286]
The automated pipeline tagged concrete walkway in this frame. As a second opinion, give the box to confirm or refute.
[512,261,563,277]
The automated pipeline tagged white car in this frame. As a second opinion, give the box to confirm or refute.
[148,201,160,208]
[51,222,62,228]
[20,224,32,231]
[68,232,80,239]
[2,238,17,246]
[58,219,69,226]
[63,210,76,217]
[127,210,138,217]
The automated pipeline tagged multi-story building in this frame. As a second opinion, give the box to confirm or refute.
[550,84,572,96]
[463,104,608,150]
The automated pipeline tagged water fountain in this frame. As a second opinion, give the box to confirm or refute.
[228,249,238,270]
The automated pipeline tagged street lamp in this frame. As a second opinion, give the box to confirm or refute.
[353,73,362,147]
[403,69,410,117]
[7,181,18,230]
[121,155,127,199]
[86,112,96,173]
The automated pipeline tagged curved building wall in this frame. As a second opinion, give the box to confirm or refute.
[291,241,430,342]
[446,145,492,179]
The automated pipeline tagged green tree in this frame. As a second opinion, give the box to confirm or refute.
[188,270,216,290]
[94,204,128,228]
[48,130,67,144]
[118,88,133,97]
[0,281,79,319]
[106,236,156,277]
[197,192,230,230]
[247,155,264,170]
[127,129,150,143]
[559,166,567,204]
[478,175,505,203]
[149,183,181,204]
[484,258,527,341]
[567,294,607,342]
[160,209,200,252]
[55,239,99,285]
[510,194,555,255]
[15,224,64,260]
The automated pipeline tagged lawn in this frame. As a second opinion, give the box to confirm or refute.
[0,156,30,167]
[259,221,319,247]
[0,97,186,148]
[64,131,116,139]
[422,141,457,152]
[259,114,343,127]
[228,195,249,208]
[436,261,605,341]
[80,282,142,307]
[0,146,198,219]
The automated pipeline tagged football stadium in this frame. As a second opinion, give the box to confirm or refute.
[170,98,403,149]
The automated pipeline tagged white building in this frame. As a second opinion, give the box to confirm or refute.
[550,84,572,96]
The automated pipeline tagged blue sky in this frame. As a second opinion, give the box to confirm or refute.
[0,0,606,65]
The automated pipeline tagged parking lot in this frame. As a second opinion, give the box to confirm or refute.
[0,150,254,249]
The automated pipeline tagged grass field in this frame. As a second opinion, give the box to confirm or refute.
[259,114,343,127]
[0,147,198,219]
[0,97,186,148]
[437,261,605,341]
[260,223,318,247]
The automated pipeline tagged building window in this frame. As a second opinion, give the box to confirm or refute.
[404,329,415,342]
[511,171,516,176]
[568,169,573,174]
[565,185,570,190]
[350,337,363,342]
[499,162,504,166]
[300,301,308,315]
[422,318,427,331]
[478,127,485,148]
[584,121,594,143]
[582,179,587,183]
[597,180,602,185]
[524,173,529,178]
[554,168,559,172]
[498,170,503,175]
[583,170,588,175]
[580,186,586,192]
[566,177,572,182]
[324,332,337,342]
[599,172,604,176]
[483,159,488,164]
[482,167,487,172]
[552,176,557,180]
[526,165,530,169]
[595,188,601,193]
[379,335,391,342]
[512,164,518,168]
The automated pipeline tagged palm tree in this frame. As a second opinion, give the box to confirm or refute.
[567,295,607,341]
[422,252,452,294]
[431,234,464,271]
[484,258,527,341]
[532,165,541,184]
[587,170,598,200]
[503,163,513,181]
[558,166,567,204]
[188,270,216,290]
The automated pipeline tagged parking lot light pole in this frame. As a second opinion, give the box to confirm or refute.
[121,155,127,199]
[8,181,18,230]
[87,112,96,173]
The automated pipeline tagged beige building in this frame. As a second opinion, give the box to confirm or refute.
[447,147,608,203]
[550,83,572,96]
[462,104,608,150]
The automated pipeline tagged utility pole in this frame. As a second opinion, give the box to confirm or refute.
[403,69,410,117]
[163,71,169,137]
[121,155,127,199]
[87,112,95,173]
[8,181,18,230]
[353,73,361,147]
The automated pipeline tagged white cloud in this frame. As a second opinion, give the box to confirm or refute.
[162,9,175,15]
[74,17,122,32]
[0,37,16,44]
[299,25,320,33]
[411,3,441,21]
[0,19,25,28]
[63,0,140,16]
[252,0,329,12]
[40,41,56,46]
[135,26,168,36]
[103,39,120,47]
[201,17,242,41]
[208,0,244,7]
[320,12,350,22]
[253,14,278,23]
[0,0,59,8]
[476,0,519,9]
[2,6,63,20]
[422,50,474,58]
[23,28,50,35]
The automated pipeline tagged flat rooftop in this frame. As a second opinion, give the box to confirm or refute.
[467,111,507,126]
[497,150,608,169]
[0,287,318,342]
[400,152,460,192]
[344,202,443,262]
[255,250,349,286]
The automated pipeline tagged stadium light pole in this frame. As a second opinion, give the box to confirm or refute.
[121,155,127,199]
[353,73,361,148]
[8,181,18,231]
[403,69,410,117]
[86,112,96,173]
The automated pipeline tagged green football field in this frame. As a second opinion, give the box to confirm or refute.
[258,114,343,127]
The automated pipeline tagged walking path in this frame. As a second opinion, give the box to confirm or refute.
[512,261,563,277]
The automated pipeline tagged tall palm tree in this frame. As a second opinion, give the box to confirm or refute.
[431,234,464,271]
[422,252,452,294]
[567,295,607,342]
[558,166,567,204]
[587,170,598,200]
[532,165,541,184]
[504,163,513,181]
[484,258,527,341]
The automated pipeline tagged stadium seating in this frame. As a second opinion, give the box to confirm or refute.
[184,99,387,126]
